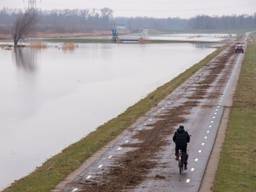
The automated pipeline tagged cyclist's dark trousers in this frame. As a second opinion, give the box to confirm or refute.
[175,145,188,163]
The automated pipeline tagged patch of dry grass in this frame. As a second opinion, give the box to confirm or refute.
[30,41,47,49]
[62,42,77,51]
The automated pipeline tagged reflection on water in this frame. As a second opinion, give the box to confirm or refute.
[13,48,37,72]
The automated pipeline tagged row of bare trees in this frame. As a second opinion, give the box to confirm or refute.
[8,7,114,46]
[115,14,256,32]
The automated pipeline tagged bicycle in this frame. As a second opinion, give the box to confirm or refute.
[177,150,187,175]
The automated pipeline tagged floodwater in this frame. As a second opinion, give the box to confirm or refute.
[0,42,215,189]
[121,33,234,42]
[147,33,234,42]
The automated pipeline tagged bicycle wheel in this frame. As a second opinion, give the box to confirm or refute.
[179,160,183,175]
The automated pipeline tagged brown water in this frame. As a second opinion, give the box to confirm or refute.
[0,43,215,189]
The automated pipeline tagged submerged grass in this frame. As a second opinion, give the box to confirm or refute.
[3,47,223,192]
[214,34,256,192]
[30,41,48,49]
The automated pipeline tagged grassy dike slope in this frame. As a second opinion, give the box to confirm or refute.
[214,35,256,192]
[4,48,223,192]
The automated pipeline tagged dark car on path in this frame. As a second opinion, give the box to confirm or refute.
[235,44,244,53]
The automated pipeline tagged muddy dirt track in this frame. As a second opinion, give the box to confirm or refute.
[54,38,247,192]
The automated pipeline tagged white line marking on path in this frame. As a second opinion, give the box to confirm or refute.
[98,164,103,169]
[198,150,202,153]
[206,130,210,134]
[190,168,195,172]
[86,175,92,180]
[195,158,199,162]
[186,178,191,183]
[204,136,208,140]
[117,147,122,151]
[201,142,205,146]
[108,155,113,159]
[71,188,79,192]
[209,125,212,128]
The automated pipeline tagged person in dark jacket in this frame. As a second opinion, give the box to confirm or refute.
[173,125,190,168]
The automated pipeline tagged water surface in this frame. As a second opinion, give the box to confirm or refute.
[120,33,234,42]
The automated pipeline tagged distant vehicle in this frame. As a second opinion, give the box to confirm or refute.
[235,44,244,53]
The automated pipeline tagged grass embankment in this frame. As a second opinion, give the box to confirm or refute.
[4,47,223,192]
[214,35,256,192]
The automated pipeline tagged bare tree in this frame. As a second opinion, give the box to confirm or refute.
[13,1,37,47]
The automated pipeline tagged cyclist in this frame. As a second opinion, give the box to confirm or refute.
[173,125,190,169]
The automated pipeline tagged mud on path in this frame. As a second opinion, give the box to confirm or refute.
[59,44,238,192]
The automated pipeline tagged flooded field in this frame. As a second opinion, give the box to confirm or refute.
[120,33,234,42]
[0,42,215,189]
[147,33,234,42]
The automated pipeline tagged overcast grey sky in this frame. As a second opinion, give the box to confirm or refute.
[0,0,255,18]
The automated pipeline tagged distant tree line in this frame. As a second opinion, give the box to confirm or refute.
[188,15,256,31]
[0,8,114,34]
[0,8,256,34]
[116,14,256,32]
[116,17,188,32]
